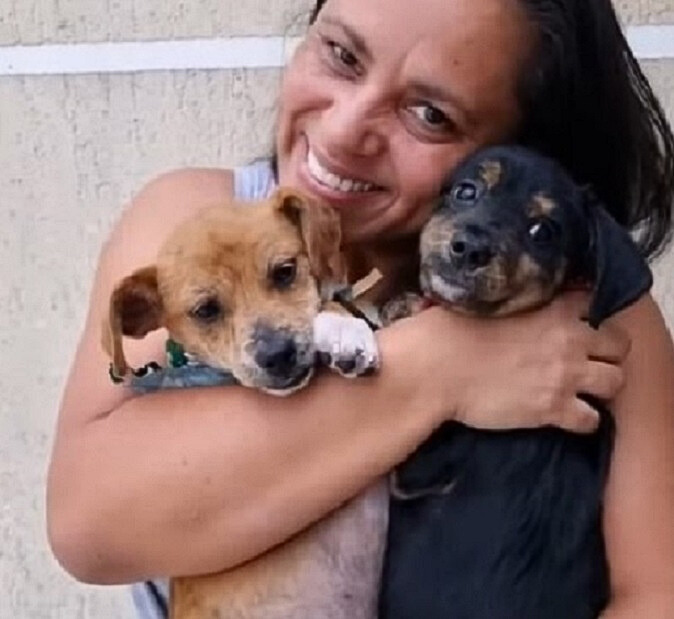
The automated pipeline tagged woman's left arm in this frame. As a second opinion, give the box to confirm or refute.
[601,294,674,617]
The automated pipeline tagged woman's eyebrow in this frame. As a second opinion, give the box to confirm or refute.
[319,16,372,62]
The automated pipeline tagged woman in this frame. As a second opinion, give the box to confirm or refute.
[47,0,674,616]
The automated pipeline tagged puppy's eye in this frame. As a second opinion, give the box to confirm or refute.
[270,259,297,289]
[451,180,482,204]
[190,298,223,323]
[528,219,559,244]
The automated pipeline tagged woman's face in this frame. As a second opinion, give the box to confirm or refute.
[276,0,533,244]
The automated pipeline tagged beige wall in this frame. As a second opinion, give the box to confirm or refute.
[616,0,674,24]
[0,1,673,617]
[0,0,308,43]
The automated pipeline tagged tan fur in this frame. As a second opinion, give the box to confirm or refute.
[479,160,503,189]
[419,213,456,257]
[527,193,556,218]
[274,187,346,284]
[489,253,562,316]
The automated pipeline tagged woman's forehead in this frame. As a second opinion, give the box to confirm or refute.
[318,0,531,57]
[317,0,531,127]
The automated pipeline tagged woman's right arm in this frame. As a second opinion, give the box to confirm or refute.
[46,169,446,585]
[46,170,628,585]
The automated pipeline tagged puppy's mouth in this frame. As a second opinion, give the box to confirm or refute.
[420,260,512,314]
[261,365,315,397]
[237,326,317,396]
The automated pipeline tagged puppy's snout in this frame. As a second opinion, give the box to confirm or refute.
[449,228,494,270]
[254,329,299,378]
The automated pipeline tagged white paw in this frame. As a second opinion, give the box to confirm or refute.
[313,311,380,378]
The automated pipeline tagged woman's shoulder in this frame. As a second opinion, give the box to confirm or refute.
[132,167,235,221]
[103,167,235,273]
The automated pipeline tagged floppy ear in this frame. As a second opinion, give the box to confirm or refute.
[101,266,164,379]
[583,193,652,327]
[273,187,346,284]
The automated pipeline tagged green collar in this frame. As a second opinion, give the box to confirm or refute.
[165,338,190,368]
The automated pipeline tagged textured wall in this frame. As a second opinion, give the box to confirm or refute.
[642,59,674,316]
[616,0,674,24]
[0,1,673,617]
[0,0,309,44]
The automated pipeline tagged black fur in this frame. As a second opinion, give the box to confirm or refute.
[379,146,652,619]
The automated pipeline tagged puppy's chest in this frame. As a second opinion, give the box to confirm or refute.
[180,479,389,619]
[292,479,389,618]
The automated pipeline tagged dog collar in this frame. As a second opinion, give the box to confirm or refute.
[332,268,383,331]
[108,338,194,384]
[165,338,190,368]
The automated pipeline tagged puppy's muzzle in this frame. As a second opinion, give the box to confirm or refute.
[252,324,314,393]
[421,219,513,310]
[255,332,299,378]
[447,227,495,271]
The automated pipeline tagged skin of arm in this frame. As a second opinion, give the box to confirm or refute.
[600,295,674,616]
[46,168,447,584]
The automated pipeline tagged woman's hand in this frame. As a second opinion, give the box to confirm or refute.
[383,290,631,434]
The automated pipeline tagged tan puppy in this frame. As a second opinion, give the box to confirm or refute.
[103,188,379,394]
[103,188,386,618]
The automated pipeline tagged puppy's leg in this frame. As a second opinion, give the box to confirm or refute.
[313,307,380,378]
[380,292,428,326]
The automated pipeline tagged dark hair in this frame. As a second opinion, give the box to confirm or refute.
[309,0,674,258]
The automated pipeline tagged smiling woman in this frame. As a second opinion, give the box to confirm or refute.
[45,0,674,618]
[277,0,531,243]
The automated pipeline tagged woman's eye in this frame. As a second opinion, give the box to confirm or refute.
[190,298,223,323]
[409,104,452,130]
[327,40,358,70]
[528,219,559,244]
[270,259,298,289]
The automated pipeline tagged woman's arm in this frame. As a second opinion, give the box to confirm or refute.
[601,295,674,617]
[48,335,436,584]
[46,168,446,584]
[47,168,629,585]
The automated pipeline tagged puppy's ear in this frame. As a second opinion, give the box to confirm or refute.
[583,191,652,327]
[274,187,346,283]
[102,266,164,378]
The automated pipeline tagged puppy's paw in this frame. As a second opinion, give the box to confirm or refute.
[313,311,380,378]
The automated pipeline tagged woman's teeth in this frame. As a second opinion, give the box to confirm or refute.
[307,149,377,193]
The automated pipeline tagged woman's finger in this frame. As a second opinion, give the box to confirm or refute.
[585,322,631,363]
[557,398,601,434]
[577,361,626,401]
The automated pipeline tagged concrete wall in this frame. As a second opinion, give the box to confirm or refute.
[0,1,672,617]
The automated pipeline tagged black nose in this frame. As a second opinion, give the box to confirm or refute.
[254,331,298,378]
[449,229,494,270]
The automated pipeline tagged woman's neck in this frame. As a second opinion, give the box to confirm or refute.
[343,236,420,306]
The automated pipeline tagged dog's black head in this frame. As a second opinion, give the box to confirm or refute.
[420,145,652,326]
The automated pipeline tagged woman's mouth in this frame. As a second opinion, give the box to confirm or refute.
[306,148,382,195]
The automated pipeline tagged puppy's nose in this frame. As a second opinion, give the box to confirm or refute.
[255,333,298,378]
[449,230,494,270]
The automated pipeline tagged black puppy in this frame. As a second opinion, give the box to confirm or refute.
[378,145,653,619]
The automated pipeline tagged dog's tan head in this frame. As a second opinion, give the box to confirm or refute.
[103,188,345,394]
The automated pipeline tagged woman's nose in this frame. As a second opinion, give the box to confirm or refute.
[319,91,387,158]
